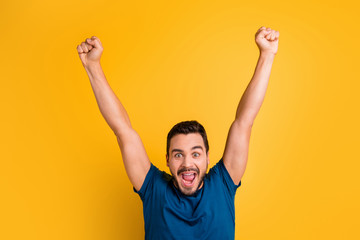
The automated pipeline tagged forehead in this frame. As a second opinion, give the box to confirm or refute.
[170,133,204,150]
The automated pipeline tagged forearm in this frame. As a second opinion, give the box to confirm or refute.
[85,62,132,136]
[235,52,275,125]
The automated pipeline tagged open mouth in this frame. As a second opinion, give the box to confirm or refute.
[180,172,197,187]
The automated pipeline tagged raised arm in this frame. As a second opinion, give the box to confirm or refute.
[222,27,280,185]
[76,36,151,191]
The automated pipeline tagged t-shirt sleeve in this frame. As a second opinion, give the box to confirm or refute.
[209,158,241,197]
[133,163,160,201]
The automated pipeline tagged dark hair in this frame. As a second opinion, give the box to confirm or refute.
[166,120,209,157]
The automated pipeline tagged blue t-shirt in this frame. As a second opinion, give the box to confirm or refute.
[134,158,241,240]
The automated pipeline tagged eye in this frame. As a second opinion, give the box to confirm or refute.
[175,153,182,158]
[193,152,200,157]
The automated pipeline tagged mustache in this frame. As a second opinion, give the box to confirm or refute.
[177,167,199,176]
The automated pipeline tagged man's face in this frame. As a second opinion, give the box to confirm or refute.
[166,133,209,196]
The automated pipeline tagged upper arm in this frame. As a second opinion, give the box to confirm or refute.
[116,128,151,192]
[222,120,252,185]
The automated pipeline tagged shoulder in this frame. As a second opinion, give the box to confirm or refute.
[206,158,241,196]
[207,158,227,176]
[143,163,172,185]
[133,163,172,200]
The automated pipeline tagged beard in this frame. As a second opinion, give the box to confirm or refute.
[170,163,208,196]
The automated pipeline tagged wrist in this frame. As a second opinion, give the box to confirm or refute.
[85,61,101,71]
[84,61,103,79]
[259,51,276,58]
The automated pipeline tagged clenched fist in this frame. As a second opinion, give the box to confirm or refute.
[255,26,279,55]
[76,36,103,68]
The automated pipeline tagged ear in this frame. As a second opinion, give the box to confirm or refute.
[206,151,210,165]
[166,154,169,167]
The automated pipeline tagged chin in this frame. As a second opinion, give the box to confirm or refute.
[179,185,198,196]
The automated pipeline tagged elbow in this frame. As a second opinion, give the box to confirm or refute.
[113,123,133,139]
[234,118,254,129]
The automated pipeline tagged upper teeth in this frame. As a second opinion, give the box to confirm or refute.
[183,173,194,175]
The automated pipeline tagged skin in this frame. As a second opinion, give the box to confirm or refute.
[76,26,279,193]
[221,26,279,185]
[166,133,209,196]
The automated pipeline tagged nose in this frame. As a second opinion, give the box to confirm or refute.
[181,155,194,168]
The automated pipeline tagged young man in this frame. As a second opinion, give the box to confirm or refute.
[76,26,279,239]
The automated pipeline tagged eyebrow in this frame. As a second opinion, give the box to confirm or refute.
[171,145,203,153]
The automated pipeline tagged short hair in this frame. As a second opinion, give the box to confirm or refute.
[166,120,209,157]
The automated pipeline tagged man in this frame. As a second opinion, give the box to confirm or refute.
[76,26,279,239]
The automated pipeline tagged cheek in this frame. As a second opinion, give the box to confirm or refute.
[168,162,179,173]
[199,159,208,170]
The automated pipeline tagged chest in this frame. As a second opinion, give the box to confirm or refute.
[143,181,235,239]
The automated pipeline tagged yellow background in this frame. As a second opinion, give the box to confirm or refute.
[1,0,359,239]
